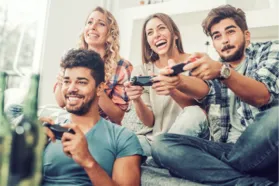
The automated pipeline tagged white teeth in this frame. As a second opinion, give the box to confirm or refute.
[69,97,79,101]
[155,40,167,46]
[88,33,98,38]
[67,97,81,105]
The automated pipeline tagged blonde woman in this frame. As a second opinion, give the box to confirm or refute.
[54,7,132,125]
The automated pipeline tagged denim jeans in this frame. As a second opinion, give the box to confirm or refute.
[137,135,152,156]
[138,105,209,156]
[169,105,209,139]
[152,106,278,186]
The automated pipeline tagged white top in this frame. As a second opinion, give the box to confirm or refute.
[131,63,182,141]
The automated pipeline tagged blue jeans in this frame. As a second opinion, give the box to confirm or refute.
[152,106,278,186]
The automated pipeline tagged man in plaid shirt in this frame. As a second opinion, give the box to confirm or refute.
[151,4,278,186]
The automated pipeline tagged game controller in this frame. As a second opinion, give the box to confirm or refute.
[130,76,155,86]
[130,62,190,86]
[43,123,75,140]
[168,62,189,76]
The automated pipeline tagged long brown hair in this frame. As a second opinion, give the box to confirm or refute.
[141,13,184,64]
[79,6,120,82]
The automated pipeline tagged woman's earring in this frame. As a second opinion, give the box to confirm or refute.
[150,50,154,58]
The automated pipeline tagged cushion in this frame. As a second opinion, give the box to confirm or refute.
[122,103,153,135]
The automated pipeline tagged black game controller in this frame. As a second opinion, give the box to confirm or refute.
[130,76,155,86]
[130,62,190,86]
[43,123,75,140]
[169,62,190,76]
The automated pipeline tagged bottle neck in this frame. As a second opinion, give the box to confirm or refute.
[23,74,40,119]
[0,71,7,116]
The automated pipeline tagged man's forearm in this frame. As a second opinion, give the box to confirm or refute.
[84,158,118,186]
[223,70,270,107]
[169,89,197,108]
[176,75,210,100]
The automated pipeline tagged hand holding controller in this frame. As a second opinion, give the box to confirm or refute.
[130,62,191,86]
[169,62,191,76]
[43,122,75,140]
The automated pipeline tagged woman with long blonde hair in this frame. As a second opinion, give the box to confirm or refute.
[54,7,132,124]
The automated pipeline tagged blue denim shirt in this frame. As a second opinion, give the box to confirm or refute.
[198,41,279,142]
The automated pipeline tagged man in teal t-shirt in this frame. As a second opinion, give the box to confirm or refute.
[42,49,145,186]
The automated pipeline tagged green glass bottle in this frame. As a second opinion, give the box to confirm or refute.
[9,74,46,186]
[0,71,12,186]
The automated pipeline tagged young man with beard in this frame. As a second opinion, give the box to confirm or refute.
[150,4,279,186]
[42,49,145,186]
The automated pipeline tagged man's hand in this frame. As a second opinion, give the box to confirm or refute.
[61,123,94,168]
[124,81,144,101]
[152,59,181,95]
[39,117,56,142]
[184,52,223,80]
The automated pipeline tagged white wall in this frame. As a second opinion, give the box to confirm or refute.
[114,0,279,67]
[39,0,103,106]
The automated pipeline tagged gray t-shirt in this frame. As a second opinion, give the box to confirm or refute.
[227,61,247,143]
[42,117,144,186]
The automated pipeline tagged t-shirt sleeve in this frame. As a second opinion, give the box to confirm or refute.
[116,128,145,159]
[195,79,220,108]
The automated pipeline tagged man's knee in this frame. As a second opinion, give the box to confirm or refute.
[169,105,209,137]
[254,106,279,138]
[151,134,168,161]
[151,133,180,166]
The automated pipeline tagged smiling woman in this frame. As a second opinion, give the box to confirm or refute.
[54,6,133,125]
[124,13,209,156]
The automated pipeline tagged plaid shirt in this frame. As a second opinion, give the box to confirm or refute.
[199,41,279,143]
[99,59,133,122]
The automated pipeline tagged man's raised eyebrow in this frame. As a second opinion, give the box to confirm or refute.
[77,77,89,81]
[211,25,237,37]
[211,31,219,37]
[225,25,237,30]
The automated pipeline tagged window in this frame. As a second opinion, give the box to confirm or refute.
[0,0,49,87]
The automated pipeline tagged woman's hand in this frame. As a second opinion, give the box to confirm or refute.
[152,59,181,95]
[124,81,144,101]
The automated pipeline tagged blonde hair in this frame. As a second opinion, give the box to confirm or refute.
[79,6,121,82]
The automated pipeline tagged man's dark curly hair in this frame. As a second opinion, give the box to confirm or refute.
[60,49,105,87]
[202,4,248,37]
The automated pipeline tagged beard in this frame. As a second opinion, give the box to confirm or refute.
[65,93,96,116]
[219,38,246,62]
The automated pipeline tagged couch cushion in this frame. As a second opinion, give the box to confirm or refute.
[122,104,153,135]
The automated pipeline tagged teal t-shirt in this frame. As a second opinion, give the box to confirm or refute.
[42,117,144,186]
